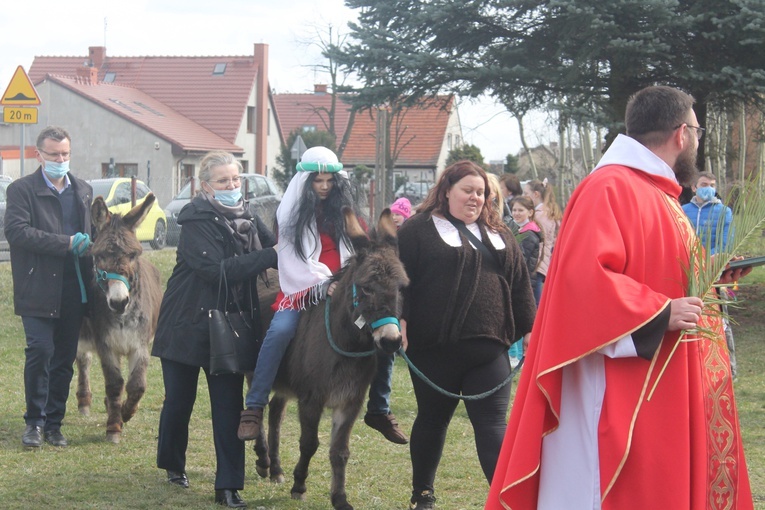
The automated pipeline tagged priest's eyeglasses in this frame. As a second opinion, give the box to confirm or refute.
[674,124,705,141]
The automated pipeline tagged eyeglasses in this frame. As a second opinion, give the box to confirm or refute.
[207,176,241,186]
[38,148,71,159]
[674,124,705,141]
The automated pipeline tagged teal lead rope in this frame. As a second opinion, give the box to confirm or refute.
[399,349,524,401]
[71,232,91,304]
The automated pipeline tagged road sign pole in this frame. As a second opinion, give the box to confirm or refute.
[20,125,25,177]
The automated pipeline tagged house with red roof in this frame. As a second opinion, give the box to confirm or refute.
[0,44,280,205]
[273,87,463,190]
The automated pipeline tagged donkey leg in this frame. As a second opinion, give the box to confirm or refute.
[75,350,93,416]
[328,402,364,510]
[121,346,149,424]
[265,396,287,483]
[98,349,125,443]
[291,399,324,502]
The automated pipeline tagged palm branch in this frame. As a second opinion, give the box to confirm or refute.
[648,181,765,400]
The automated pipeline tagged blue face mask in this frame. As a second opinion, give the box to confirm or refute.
[213,188,242,207]
[696,186,715,202]
[43,160,70,180]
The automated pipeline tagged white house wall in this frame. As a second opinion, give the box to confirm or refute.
[7,80,177,206]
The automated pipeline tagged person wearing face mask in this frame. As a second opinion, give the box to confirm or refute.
[152,151,277,508]
[682,172,738,379]
[682,171,732,255]
[4,126,93,449]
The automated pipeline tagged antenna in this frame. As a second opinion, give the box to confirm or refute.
[104,17,107,47]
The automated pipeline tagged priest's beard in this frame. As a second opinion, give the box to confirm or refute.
[673,143,698,186]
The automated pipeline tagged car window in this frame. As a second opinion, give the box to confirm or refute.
[0,186,6,202]
[136,182,149,200]
[114,182,132,205]
[253,176,271,198]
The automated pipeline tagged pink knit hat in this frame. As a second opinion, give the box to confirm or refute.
[389,197,412,219]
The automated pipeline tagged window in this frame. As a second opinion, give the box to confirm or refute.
[101,163,137,178]
[302,125,316,133]
[213,63,227,75]
[104,72,116,83]
[447,134,452,150]
[247,106,255,133]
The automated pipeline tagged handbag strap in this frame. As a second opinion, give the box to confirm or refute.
[216,260,249,321]
[444,212,502,274]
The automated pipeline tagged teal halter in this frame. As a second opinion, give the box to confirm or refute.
[96,268,131,292]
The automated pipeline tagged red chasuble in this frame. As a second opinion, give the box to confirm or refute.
[486,165,752,510]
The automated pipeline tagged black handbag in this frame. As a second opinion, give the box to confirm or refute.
[209,260,260,375]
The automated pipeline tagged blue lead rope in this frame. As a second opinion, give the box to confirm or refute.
[71,232,91,303]
[399,349,524,401]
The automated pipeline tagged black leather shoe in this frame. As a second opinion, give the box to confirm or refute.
[44,429,68,447]
[166,470,189,488]
[22,425,42,448]
[215,489,247,508]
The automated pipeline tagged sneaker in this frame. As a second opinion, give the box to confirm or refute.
[237,408,263,441]
[364,412,409,444]
[409,489,436,509]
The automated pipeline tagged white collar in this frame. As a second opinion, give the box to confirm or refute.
[592,134,677,182]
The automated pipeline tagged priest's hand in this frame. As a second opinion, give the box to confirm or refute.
[668,297,703,331]
[718,256,753,284]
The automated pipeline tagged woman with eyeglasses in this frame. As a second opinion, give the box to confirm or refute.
[152,151,277,508]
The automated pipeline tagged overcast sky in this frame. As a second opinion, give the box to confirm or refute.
[0,0,552,160]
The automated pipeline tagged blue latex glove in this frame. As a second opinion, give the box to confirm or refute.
[71,232,91,256]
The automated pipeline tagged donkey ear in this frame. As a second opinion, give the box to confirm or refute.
[377,208,398,243]
[92,196,112,232]
[342,206,370,251]
[123,193,156,232]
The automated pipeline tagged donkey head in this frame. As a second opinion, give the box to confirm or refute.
[340,207,410,354]
[90,193,155,314]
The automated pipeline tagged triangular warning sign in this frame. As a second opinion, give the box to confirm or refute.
[1,66,40,106]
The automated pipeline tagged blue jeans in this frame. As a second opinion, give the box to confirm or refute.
[244,309,300,409]
[366,351,395,415]
[532,272,545,306]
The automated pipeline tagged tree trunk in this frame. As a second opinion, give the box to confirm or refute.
[516,115,537,179]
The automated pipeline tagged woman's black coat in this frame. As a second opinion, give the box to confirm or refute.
[151,195,277,368]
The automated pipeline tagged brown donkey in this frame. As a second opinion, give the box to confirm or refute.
[76,194,163,443]
[253,208,409,510]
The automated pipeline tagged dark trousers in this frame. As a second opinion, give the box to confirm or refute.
[407,339,511,495]
[156,358,245,490]
[21,284,84,430]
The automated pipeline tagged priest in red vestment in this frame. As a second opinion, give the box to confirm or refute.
[486,86,753,510]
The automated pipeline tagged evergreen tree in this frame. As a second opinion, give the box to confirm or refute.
[273,129,337,191]
[446,144,485,166]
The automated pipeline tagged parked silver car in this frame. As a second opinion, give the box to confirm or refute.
[164,173,281,246]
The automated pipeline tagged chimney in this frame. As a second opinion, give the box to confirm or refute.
[89,46,106,69]
[254,43,269,175]
[76,65,98,84]
[314,84,328,95]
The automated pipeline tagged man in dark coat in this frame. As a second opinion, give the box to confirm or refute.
[4,126,93,448]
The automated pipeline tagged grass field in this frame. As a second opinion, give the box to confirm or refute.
[0,248,762,509]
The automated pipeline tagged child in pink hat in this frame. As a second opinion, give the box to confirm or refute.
[389,197,412,228]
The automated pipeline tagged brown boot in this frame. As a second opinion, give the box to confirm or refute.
[364,412,409,444]
[238,408,263,441]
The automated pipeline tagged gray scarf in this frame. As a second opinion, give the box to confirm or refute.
[201,191,259,253]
